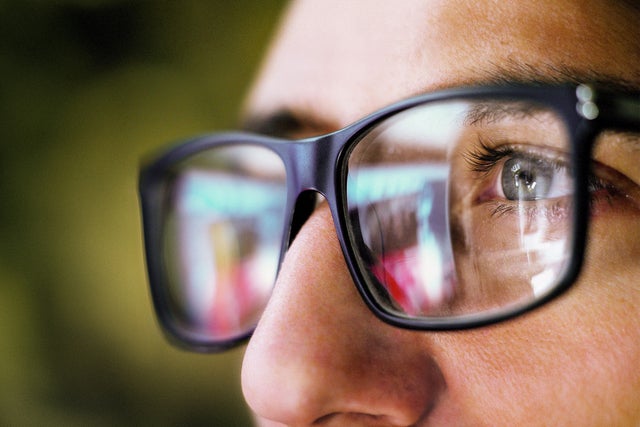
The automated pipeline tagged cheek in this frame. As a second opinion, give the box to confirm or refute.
[587,211,640,279]
[432,213,640,424]
[439,304,640,424]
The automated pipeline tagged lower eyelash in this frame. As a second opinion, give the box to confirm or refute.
[487,200,572,224]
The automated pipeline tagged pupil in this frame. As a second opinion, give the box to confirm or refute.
[516,170,536,190]
[503,156,549,201]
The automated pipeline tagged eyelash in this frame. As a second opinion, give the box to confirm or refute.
[464,137,565,177]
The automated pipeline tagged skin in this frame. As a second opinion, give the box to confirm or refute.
[239,0,640,425]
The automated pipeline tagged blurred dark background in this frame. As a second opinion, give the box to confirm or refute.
[0,1,286,425]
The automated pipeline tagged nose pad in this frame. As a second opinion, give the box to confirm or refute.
[241,202,446,426]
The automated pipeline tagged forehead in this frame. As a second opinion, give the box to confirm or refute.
[246,0,639,131]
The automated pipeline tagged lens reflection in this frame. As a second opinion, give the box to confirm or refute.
[161,145,286,341]
[347,98,574,319]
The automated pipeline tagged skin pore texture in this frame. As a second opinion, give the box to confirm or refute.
[239,0,640,425]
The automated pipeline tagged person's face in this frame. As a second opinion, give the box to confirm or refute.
[240,0,640,425]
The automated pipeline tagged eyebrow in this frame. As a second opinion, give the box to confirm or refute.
[241,109,335,139]
[472,60,640,93]
[242,60,640,138]
[241,110,305,138]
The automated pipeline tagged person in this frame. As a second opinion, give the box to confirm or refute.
[139,0,640,425]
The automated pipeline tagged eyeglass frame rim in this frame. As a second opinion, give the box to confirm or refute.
[138,83,640,352]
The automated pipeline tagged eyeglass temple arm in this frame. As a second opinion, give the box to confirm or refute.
[582,88,640,130]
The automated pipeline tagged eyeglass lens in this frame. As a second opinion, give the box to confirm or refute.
[156,97,575,343]
[160,145,287,342]
[347,98,573,320]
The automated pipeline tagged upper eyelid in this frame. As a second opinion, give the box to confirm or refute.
[597,131,640,153]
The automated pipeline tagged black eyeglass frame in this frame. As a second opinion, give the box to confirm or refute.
[139,84,640,352]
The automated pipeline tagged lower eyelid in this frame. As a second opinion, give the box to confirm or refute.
[483,199,572,223]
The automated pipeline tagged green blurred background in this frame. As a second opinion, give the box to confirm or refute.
[0,1,287,425]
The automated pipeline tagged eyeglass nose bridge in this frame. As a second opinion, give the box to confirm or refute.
[282,132,347,246]
[285,132,345,195]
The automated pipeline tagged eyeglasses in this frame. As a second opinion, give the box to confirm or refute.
[139,84,640,352]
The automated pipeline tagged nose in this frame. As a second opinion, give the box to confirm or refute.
[241,204,445,426]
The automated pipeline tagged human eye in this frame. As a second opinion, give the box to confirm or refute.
[463,139,575,220]
[463,136,635,221]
